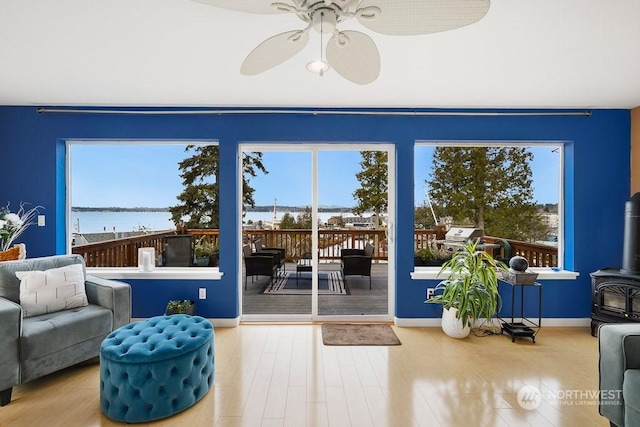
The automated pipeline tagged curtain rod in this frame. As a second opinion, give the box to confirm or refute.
[36,108,592,117]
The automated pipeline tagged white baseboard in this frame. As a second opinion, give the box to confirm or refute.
[208,317,240,327]
[394,317,591,328]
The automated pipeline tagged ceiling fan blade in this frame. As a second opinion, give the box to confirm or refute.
[240,30,309,75]
[357,0,490,35]
[326,31,380,85]
[190,0,286,14]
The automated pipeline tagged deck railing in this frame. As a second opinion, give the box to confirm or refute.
[73,228,558,268]
[72,231,176,267]
[243,229,388,261]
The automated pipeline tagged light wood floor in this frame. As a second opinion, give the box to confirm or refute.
[1,325,608,427]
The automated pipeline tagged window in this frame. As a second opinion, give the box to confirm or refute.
[414,142,562,268]
[68,141,219,269]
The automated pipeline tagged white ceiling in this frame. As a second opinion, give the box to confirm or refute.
[2,0,640,109]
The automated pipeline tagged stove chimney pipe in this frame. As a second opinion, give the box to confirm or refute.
[622,193,640,274]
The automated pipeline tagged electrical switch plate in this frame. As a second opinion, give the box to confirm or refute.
[199,288,206,299]
[426,288,435,299]
[37,215,45,227]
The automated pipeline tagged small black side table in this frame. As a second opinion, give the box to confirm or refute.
[296,252,312,287]
[497,279,542,343]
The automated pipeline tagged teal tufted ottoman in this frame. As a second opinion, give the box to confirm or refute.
[100,314,214,423]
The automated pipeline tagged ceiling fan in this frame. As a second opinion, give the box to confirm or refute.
[192,0,491,85]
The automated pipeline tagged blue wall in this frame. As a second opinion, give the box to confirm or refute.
[0,107,631,319]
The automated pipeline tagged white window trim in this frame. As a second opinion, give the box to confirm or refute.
[410,266,578,281]
[88,267,223,280]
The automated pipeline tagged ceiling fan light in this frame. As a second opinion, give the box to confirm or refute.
[306,60,330,74]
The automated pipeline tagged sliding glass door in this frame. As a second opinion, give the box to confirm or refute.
[317,149,391,318]
[239,144,394,321]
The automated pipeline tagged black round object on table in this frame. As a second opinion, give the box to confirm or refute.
[509,256,529,272]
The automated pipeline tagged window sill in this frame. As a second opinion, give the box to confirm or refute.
[86,267,224,280]
[410,267,579,281]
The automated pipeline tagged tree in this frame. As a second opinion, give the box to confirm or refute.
[296,206,313,229]
[170,146,267,229]
[352,151,388,229]
[279,212,297,229]
[414,204,437,229]
[427,146,547,241]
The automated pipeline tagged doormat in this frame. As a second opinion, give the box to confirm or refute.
[260,271,349,295]
[321,324,401,346]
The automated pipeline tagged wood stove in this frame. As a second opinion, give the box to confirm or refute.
[591,193,640,336]
[591,269,640,336]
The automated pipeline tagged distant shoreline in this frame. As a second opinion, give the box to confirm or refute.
[72,205,354,213]
[72,207,169,212]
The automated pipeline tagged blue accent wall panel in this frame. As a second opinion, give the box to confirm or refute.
[0,106,631,320]
[126,279,236,319]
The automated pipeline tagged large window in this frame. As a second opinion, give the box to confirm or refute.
[68,141,219,268]
[414,142,562,268]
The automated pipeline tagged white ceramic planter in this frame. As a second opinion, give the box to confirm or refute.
[441,307,471,338]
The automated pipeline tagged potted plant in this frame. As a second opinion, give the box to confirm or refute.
[425,239,508,338]
[194,241,218,266]
[414,245,452,266]
[165,299,196,315]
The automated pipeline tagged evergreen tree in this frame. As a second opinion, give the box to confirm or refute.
[296,206,313,229]
[353,151,388,229]
[414,205,437,229]
[279,212,297,229]
[427,146,547,241]
[170,146,266,229]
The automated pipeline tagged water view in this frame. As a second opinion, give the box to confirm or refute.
[71,210,362,234]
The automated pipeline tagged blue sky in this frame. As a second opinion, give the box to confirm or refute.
[71,144,188,208]
[71,144,559,208]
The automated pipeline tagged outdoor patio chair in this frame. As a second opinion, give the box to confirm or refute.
[254,239,286,272]
[243,244,278,290]
[340,242,374,290]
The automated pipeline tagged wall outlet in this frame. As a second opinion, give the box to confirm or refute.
[426,288,435,300]
[37,215,45,227]
[198,288,206,299]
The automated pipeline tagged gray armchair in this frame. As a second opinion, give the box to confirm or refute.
[0,254,131,406]
[599,323,640,427]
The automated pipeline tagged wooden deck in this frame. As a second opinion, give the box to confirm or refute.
[242,262,389,316]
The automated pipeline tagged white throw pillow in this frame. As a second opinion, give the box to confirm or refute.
[17,264,88,317]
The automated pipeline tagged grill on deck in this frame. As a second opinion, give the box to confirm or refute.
[444,227,484,251]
